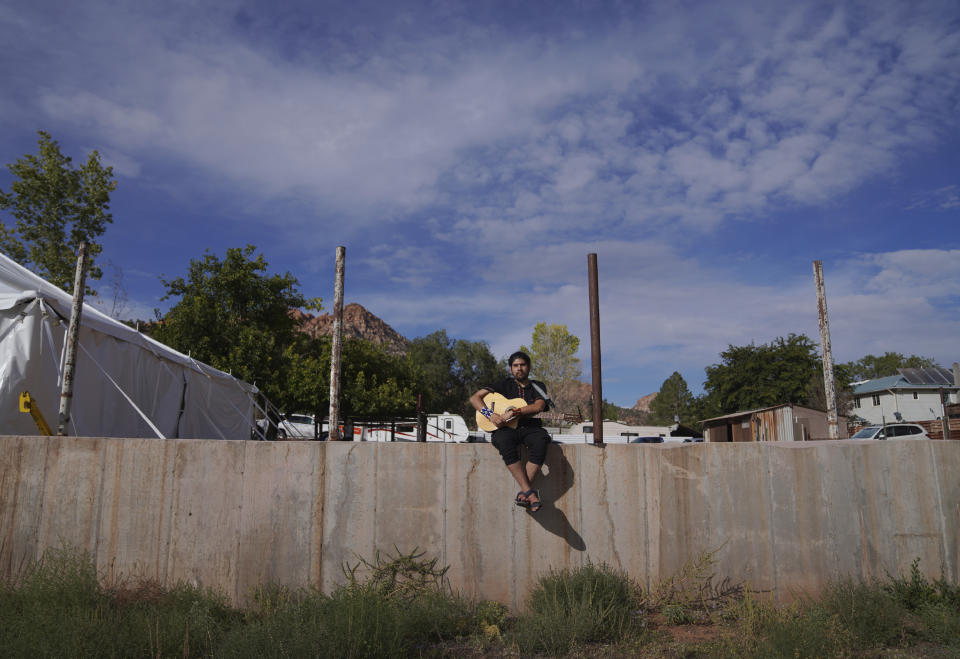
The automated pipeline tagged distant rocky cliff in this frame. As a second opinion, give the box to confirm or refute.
[549,379,651,425]
[293,303,410,356]
[633,392,657,412]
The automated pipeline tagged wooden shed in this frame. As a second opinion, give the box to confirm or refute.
[702,404,848,442]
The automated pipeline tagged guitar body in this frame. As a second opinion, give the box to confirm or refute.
[476,392,527,432]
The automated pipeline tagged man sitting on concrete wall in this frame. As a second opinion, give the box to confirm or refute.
[470,351,552,512]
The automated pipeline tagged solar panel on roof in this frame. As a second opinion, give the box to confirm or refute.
[897,367,954,385]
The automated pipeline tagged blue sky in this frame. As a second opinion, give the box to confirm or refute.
[1,0,958,407]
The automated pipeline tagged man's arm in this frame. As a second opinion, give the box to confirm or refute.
[470,387,515,428]
[512,398,546,418]
[469,388,490,413]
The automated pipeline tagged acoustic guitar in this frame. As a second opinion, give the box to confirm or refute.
[476,392,526,432]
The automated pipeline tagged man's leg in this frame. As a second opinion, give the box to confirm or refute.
[492,428,534,502]
[522,461,541,508]
[519,426,552,509]
[524,460,541,482]
[507,460,535,494]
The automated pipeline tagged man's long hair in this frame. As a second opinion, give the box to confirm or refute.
[508,351,531,367]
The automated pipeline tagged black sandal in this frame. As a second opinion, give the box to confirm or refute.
[527,490,542,513]
[515,490,534,508]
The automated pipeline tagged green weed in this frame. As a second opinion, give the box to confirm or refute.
[509,560,641,655]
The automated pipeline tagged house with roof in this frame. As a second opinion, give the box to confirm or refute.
[851,367,959,425]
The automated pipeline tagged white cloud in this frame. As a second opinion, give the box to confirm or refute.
[4,1,958,404]
[12,0,956,236]
[357,245,959,404]
[95,148,142,178]
[907,185,960,211]
[845,250,960,298]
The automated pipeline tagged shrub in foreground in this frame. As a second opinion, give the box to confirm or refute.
[510,561,640,655]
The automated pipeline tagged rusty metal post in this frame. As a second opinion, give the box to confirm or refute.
[813,260,839,439]
[327,246,346,440]
[58,242,90,436]
[587,253,603,445]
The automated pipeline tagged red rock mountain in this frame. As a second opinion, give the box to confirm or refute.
[633,392,657,412]
[293,303,410,356]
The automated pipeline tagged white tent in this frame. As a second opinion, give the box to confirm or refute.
[0,253,259,439]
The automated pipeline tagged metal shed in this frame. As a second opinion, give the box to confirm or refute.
[702,404,848,442]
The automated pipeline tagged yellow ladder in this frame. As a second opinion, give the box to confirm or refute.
[19,391,53,436]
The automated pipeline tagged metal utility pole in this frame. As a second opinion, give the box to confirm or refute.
[328,246,346,440]
[813,260,839,440]
[588,253,603,445]
[58,242,90,436]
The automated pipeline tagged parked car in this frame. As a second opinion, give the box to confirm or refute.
[849,423,929,440]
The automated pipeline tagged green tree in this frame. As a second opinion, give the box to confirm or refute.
[703,334,820,416]
[282,334,332,423]
[686,394,717,429]
[408,330,456,412]
[522,322,581,385]
[284,334,419,422]
[408,330,501,420]
[805,361,855,417]
[0,131,116,292]
[843,352,938,381]
[521,322,582,412]
[340,339,418,419]
[153,245,306,402]
[649,372,695,426]
[601,399,619,421]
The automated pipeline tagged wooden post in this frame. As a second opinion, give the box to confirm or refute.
[327,246,346,440]
[940,388,951,441]
[57,242,90,436]
[813,260,839,439]
[587,253,603,445]
[416,393,426,442]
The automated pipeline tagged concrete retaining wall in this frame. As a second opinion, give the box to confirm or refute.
[1,435,957,608]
